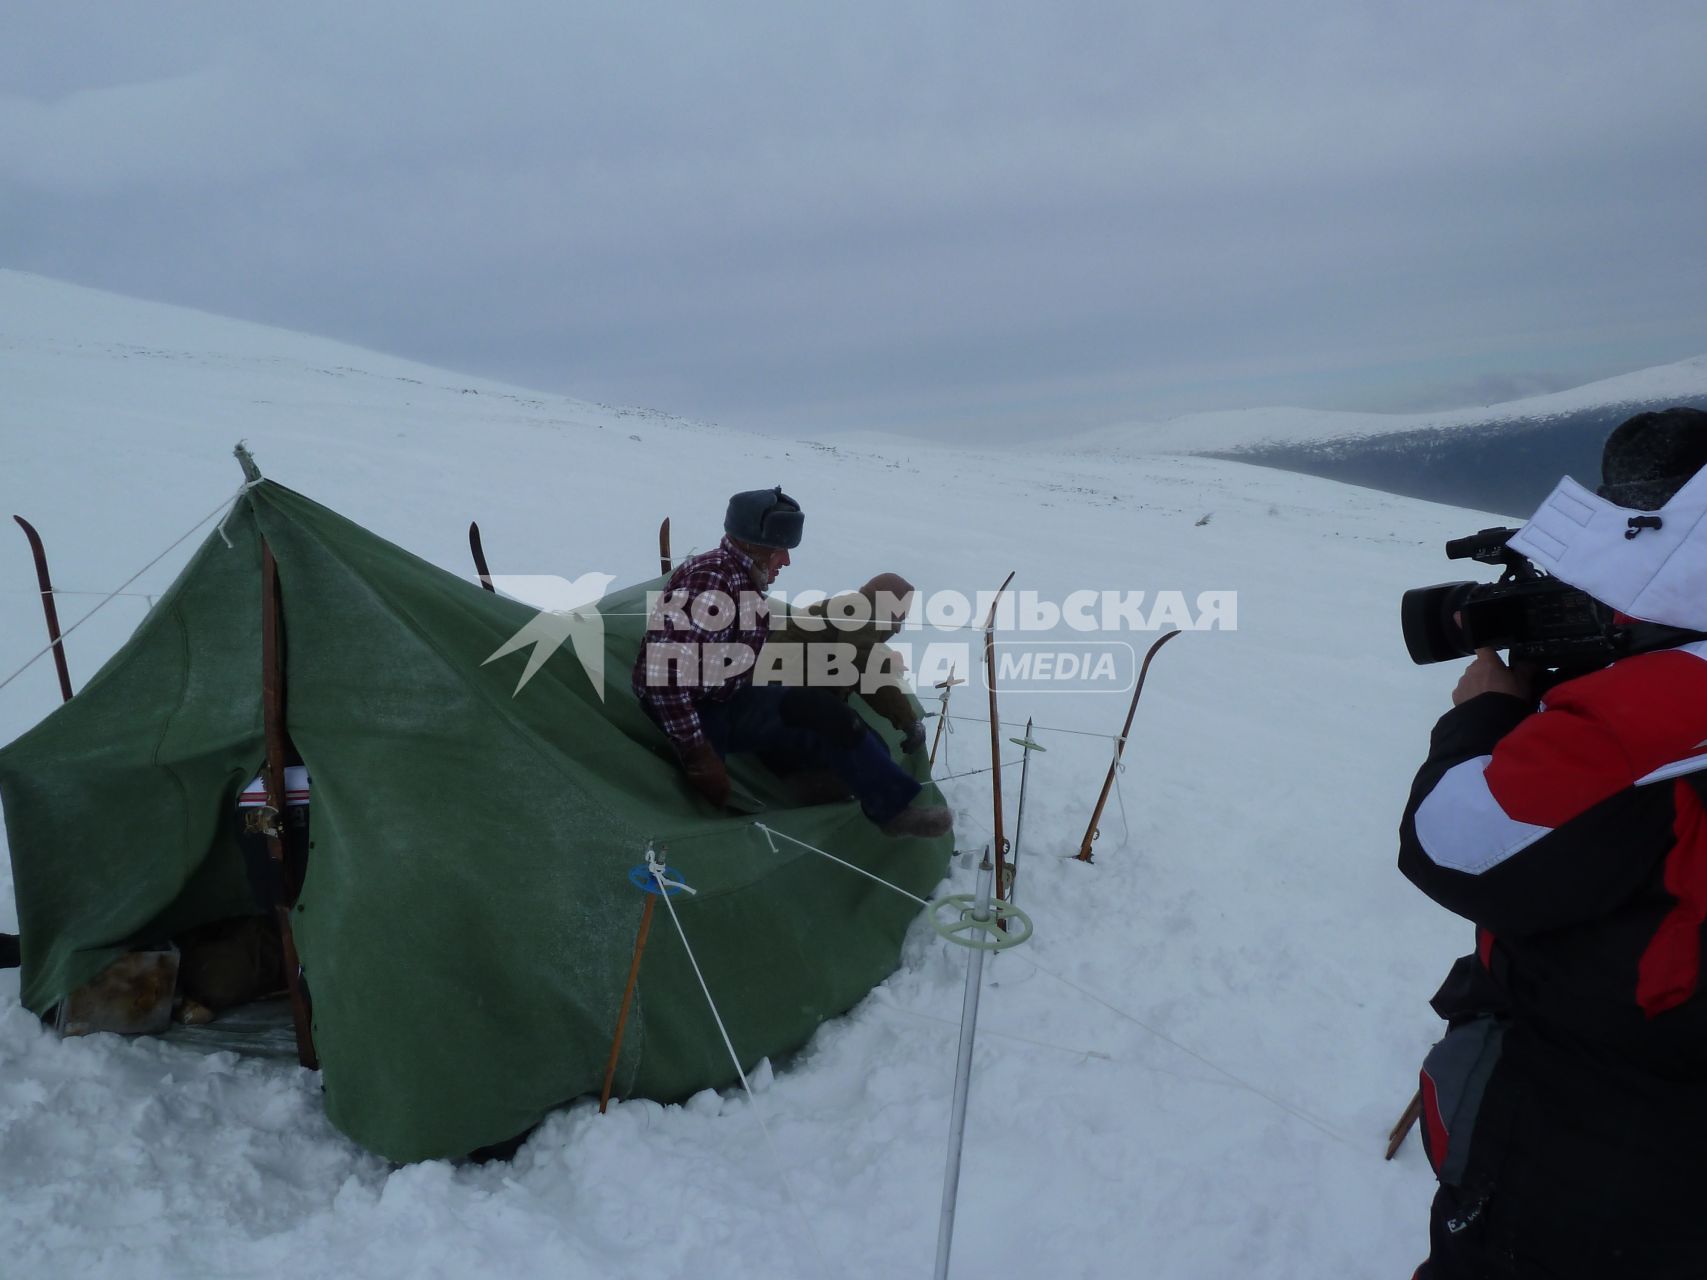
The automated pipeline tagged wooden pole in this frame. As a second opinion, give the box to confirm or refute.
[1074,629,1182,863]
[468,521,496,592]
[659,517,672,578]
[600,894,658,1113]
[13,516,74,703]
[261,540,319,1070]
[983,572,1015,900]
[1386,1089,1422,1160]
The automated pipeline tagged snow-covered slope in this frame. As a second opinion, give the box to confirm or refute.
[1,272,1494,1278]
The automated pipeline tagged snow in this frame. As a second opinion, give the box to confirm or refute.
[0,269,1519,1276]
[1064,354,1707,456]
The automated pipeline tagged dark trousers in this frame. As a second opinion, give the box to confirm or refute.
[699,685,921,824]
[1414,1023,1707,1279]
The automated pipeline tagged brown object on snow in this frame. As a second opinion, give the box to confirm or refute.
[55,947,179,1037]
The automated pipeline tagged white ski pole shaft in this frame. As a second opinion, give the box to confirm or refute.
[934,852,994,1280]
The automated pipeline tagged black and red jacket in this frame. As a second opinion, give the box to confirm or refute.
[1399,640,1707,1079]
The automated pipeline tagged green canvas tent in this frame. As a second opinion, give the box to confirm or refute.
[0,478,951,1162]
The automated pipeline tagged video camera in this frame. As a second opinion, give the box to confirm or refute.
[1399,527,1693,671]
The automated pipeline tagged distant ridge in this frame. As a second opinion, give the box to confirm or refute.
[1213,393,1707,518]
[1068,355,1707,517]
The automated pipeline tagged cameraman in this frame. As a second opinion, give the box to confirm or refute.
[1399,407,1707,1279]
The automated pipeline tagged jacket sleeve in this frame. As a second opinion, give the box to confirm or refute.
[1398,681,1680,940]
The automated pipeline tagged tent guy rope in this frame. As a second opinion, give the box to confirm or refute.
[755,818,1363,1153]
[0,483,253,697]
[648,858,835,1276]
[754,822,930,906]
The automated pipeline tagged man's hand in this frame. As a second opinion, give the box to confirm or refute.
[1452,648,1537,707]
[900,720,927,756]
[677,740,730,808]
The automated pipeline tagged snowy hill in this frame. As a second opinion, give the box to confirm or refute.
[1,271,1500,1278]
[1069,356,1707,517]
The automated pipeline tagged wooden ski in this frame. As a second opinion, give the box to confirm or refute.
[469,521,495,592]
[1074,628,1182,863]
[1386,1089,1422,1160]
[13,515,73,703]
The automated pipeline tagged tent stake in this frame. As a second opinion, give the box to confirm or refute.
[468,522,496,592]
[602,846,695,1113]
[1074,629,1182,863]
[12,516,73,703]
[982,572,1015,905]
[262,540,319,1070]
[600,887,657,1114]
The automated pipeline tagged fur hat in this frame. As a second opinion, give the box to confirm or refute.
[1598,407,1707,511]
[724,486,804,549]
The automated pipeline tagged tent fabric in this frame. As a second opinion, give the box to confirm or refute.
[0,480,951,1162]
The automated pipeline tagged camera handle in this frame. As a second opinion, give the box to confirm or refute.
[1445,526,1543,582]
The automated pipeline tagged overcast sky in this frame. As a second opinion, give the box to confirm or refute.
[4,2,1706,440]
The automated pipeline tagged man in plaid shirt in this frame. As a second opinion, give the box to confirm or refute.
[633,487,950,839]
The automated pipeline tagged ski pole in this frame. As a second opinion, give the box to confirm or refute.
[930,850,1033,1278]
[936,852,993,1280]
[1005,720,1045,901]
[930,666,963,769]
[982,572,1015,903]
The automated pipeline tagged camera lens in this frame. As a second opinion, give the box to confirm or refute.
[1401,582,1476,665]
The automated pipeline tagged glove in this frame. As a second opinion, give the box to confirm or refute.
[900,720,928,756]
[677,739,730,809]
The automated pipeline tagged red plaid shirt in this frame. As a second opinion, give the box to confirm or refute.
[632,536,772,749]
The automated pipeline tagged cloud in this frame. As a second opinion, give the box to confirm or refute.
[0,62,333,191]
[3,1,1707,435]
